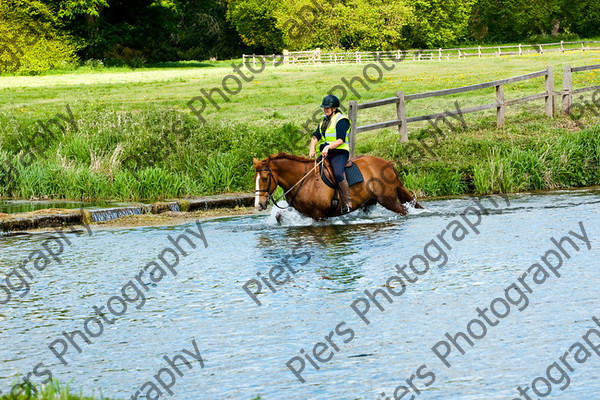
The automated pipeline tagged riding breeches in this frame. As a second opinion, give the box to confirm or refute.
[329,151,349,182]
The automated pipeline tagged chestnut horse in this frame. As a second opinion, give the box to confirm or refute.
[253,152,422,220]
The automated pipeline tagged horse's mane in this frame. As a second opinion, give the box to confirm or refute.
[268,152,313,163]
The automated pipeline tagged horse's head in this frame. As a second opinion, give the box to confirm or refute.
[253,157,277,211]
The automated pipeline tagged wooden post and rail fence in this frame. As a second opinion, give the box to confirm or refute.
[561,64,600,114]
[346,64,600,156]
[243,41,600,66]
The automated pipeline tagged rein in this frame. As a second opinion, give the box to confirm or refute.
[256,159,324,209]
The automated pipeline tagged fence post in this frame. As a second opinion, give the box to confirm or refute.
[539,44,544,54]
[497,47,501,57]
[396,91,408,143]
[253,54,256,67]
[560,41,564,53]
[545,66,554,118]
[438,48,442,60]
[458,49,461,59]
[348,101,358,157]
[478,46,481,58]
[562,65,572,114]
[496,85,505,128]
[282,50,289,66]
[518,44,522,56]
[581,42,585,51]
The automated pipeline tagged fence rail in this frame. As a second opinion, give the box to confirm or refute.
[346,64,600,156]
[243,41,600,66]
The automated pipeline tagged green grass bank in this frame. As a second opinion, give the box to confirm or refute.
[0,51,599,200]
[1,379,263,400]
[2,379,107,400]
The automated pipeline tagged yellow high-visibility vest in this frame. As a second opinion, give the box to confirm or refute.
[318,112,350,152]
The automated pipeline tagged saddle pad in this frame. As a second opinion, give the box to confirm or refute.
[321,162,364,188]
[345,163,364,186]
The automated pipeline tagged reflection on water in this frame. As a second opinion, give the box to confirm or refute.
[0,191,599,400]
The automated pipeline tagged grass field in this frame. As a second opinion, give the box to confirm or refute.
[0,51,599,200]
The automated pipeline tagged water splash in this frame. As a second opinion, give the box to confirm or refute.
[266,200,430,227]
[265,201,314,226]
[404,199,429,215]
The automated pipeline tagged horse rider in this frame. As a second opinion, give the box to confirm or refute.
[309,94,352,214]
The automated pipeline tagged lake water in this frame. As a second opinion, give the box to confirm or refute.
[0,189,599,400]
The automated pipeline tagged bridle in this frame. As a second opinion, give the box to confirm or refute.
[255,159,324,210]
[256,165,291,210]
[255,165,276,199]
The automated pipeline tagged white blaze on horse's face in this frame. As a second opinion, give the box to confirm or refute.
[254,171,270,211]
[254,174,260,209]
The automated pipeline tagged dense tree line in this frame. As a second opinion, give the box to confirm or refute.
[1,0,599,72]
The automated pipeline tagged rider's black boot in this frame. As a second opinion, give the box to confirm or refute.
[338,180,352,214]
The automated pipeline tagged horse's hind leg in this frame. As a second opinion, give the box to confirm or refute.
[375,194,407,215]
[363,179,407,215]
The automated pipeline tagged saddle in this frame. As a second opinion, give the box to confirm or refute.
[319,157,364,189]
[318,157,365,216]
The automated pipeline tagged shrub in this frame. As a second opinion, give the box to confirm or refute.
[0,1,78,74]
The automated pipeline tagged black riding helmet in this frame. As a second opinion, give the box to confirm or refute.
[320,94,340,108]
